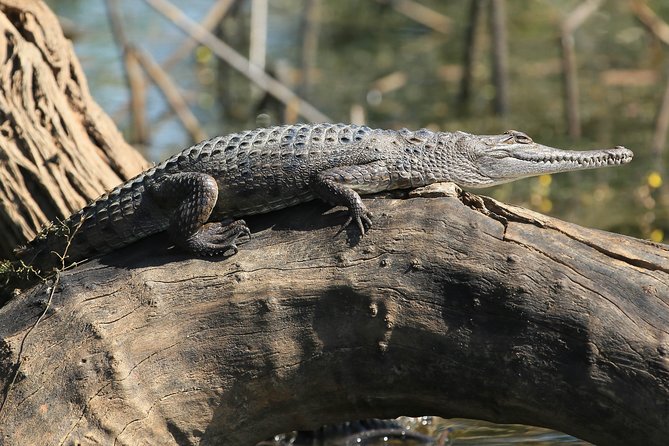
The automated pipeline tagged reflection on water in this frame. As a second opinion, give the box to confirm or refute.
[261,417,591,446]
[418,417,591,445]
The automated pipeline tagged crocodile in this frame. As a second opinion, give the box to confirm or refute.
[15,123,633,273]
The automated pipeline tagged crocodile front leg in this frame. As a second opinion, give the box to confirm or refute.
[149,172,250,256]
[313,160,391,235]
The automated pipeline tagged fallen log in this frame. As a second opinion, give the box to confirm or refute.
[0,185,667,446]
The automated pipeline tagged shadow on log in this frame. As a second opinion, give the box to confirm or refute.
[0,185,668,445]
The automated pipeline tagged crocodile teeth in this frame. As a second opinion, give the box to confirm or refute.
[532,154,629,166]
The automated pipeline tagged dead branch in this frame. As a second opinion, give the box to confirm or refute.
[376,0,451,34]
[457,0,486,113]
[560,0,605,139]
[629,0,669,160]
[652,75,669,160]
[298,0,321,100]
[249,0,267,73]
[143,0,332,123]
[162,0,239,70]
[629,0,669,46]
[105,0,149,146]
[489,0,509,116]
[133,46,208,143]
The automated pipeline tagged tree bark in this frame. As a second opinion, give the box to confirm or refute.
[0,184,667,446]
[0,0,149,258]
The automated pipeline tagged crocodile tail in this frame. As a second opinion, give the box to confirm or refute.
[15,177,168,274]
[14,212,86,274]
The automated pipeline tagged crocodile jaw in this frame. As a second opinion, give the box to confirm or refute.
[469,143,634,188]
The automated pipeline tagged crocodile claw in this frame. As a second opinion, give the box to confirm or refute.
[337,209,373,236]
[185,219,251,256]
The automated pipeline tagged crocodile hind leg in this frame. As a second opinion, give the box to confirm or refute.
[149,172,250,256]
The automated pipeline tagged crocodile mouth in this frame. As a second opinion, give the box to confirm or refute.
[515,146,633,167]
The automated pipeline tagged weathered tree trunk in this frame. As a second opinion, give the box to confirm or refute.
[0,0,149,258]
[0,185,667,446]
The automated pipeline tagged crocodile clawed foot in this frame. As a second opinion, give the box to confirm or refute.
[185,219,251,257]
[336,209,373,237]
[217,219,251,241]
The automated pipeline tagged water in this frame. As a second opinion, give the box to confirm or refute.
[418,417,590,445]
[262,417,591,445]
[48,0,218,153]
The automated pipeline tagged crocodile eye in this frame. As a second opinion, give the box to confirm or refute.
[502,130,533,144]
[514,133,533,144]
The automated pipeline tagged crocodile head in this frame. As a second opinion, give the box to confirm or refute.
[448,130,634,188]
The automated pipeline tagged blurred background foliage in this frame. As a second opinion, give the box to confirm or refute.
[47,0,669,242]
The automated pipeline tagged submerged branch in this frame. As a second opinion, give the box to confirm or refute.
[144,0,332,123]
[376,0,451,34]
[560,0,604,139]
[162,0,239,70]
[133,46,208,143]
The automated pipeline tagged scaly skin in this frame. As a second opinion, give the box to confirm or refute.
[15,123,633,272]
